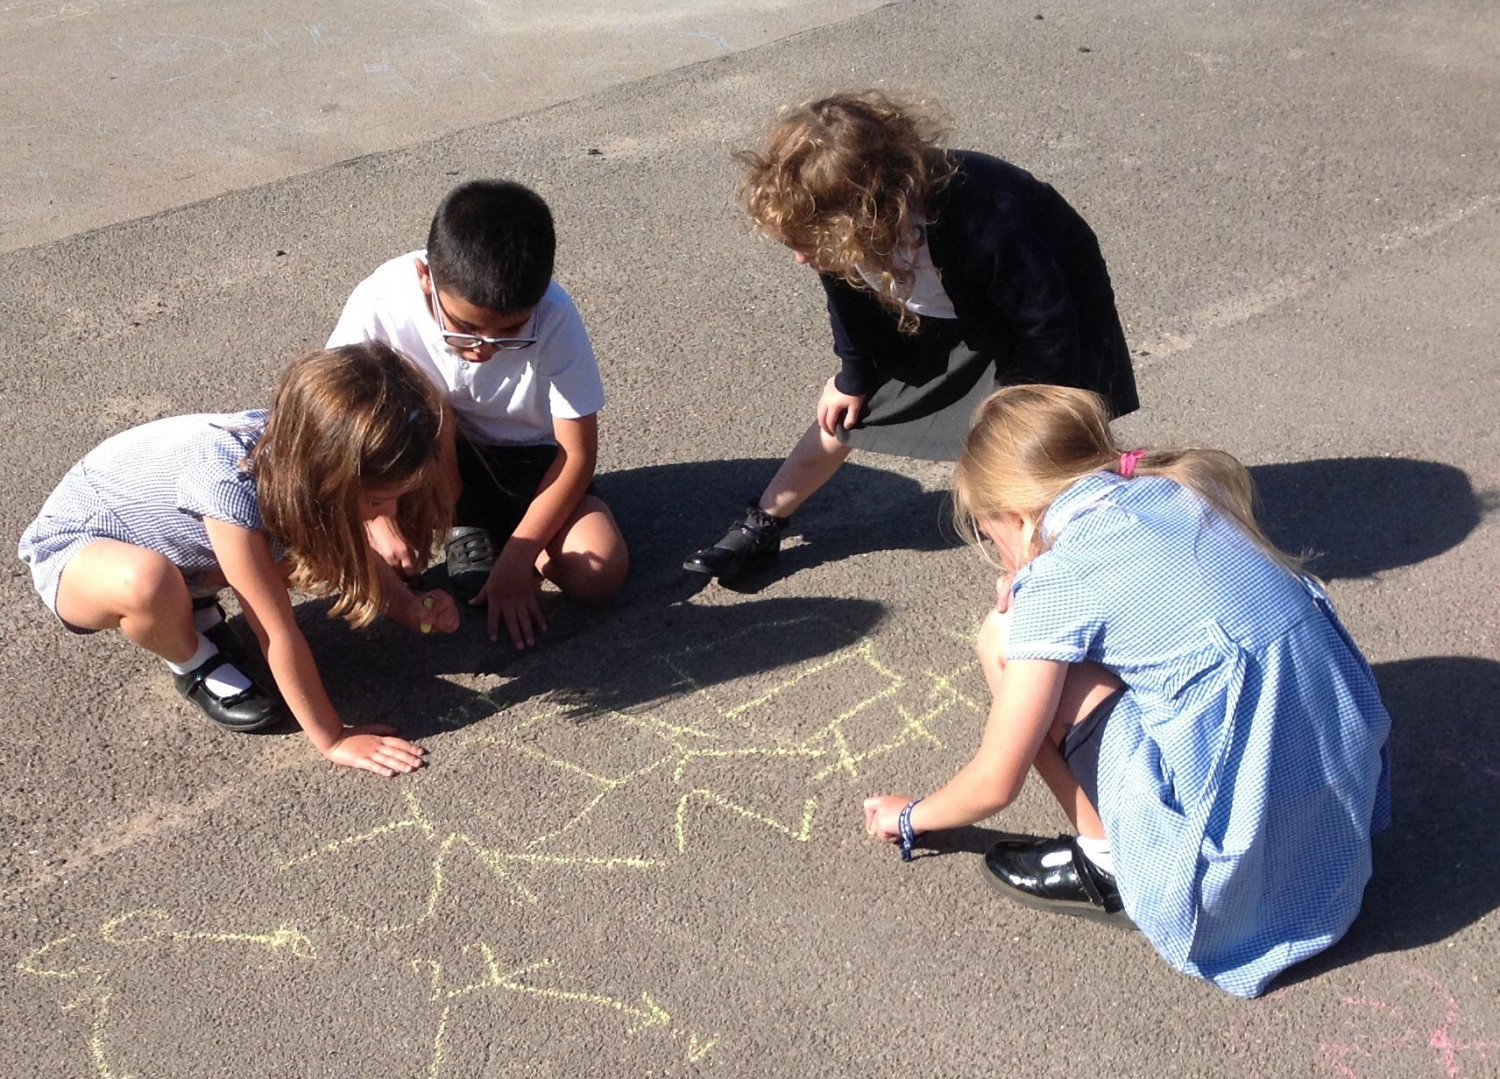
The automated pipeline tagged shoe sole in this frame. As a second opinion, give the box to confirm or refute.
[179,684,284,733]
[978,858,1139,932]
[681,549,779,580]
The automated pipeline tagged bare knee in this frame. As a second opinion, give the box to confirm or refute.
[58,541,184,625]
[976,607,1012,663]
[542,498,628,600]
[560,551,628,600]
[115,550,184,609]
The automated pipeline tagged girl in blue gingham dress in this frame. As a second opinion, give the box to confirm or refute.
[18,342,459,777]
[863,384,1391,997]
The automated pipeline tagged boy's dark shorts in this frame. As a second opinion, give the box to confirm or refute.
[454,438,599,545]
[1060,687,1126,811]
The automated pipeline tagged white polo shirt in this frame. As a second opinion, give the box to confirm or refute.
[327,251,606,446]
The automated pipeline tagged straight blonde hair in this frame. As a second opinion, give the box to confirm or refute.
[952,384,1306,576]
[735,90,958,334]
[249,342,450,627]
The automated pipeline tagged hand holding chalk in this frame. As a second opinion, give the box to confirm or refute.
[410,590,459,634]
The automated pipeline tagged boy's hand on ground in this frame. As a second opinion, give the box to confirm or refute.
[473,545,546,648]
[817,377,866,436]
[862,795,911,843]
[366,515,419,576]
[323,726,427,777]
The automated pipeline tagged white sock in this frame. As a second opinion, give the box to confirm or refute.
[1075,834,1114,875]
[192,603,224,633]
[165,633,253,696]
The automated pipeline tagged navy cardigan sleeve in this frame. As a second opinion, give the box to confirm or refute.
[822,274,903,397]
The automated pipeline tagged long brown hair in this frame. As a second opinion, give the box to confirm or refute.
[735,90,958,333]
[952,384,1306,576]
[249,342,450,626]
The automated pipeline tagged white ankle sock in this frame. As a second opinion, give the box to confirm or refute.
[165,633,253,696]
[166,634,217,675]
[192,602,224,633]
[1076,834,1114,875]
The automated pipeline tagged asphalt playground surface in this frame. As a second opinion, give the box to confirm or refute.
[2,1,1498,1076]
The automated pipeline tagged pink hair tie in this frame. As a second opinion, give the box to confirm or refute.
[1118,449,1147,478]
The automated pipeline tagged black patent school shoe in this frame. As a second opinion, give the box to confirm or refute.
[982,835,1136,930]
[445,526,498,602]
[682,505,788,580]
[173,653,281,732]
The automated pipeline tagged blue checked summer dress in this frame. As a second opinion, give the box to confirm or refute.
[18,410,282,616]
[1004,472,1392,997]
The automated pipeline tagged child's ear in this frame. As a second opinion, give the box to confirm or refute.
[414,257,433,295]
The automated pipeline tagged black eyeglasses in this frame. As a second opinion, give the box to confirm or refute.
[427,270,539,352]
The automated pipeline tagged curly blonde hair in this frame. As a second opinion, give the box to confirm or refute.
[249,343,451,627]
[735,90,957,334]
[953,384,1307,577]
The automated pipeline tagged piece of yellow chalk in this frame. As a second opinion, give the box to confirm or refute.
[421,622,433,634]
[424,597,435,609]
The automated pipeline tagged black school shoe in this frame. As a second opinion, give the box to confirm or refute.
[445,526,498,602]
[186,599,282,731]
[683,505,788,580]
[982,834,1136,930]
[173,652,281,732]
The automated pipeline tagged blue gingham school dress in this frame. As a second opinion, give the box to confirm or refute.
[18,410,281,616]
[1004,472,1392,998]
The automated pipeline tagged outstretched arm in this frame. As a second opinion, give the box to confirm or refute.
[865,607,1068,841]
[206,517,427,777]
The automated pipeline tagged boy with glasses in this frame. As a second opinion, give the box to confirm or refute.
[328,179,628,649]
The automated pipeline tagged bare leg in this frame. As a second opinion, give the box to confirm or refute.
[537,494,629,600]
[758,423,852,518]
[984,606,1124,839]
[54,540,198,663]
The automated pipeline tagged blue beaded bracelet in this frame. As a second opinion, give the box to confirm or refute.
[898,799,921,862]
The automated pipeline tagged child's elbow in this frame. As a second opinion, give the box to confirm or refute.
[976,770,1025,817]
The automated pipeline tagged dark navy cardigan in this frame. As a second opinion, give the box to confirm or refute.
[822,150,1139,418]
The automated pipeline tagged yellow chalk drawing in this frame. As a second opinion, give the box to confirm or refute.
[16,909,318,1079]
[63,985,128,1079]
[99,908,316,957]
[18,613,983,1077]
[282,784,660,932]
[415,941,716,1075]
[675,789,818,851]
[284,616,985,933]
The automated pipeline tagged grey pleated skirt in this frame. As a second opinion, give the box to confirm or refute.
[835,320,996,462]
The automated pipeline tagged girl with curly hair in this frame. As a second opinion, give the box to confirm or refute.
[686,91,1139,580]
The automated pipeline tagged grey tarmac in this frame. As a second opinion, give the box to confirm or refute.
[2,1,1497,1077]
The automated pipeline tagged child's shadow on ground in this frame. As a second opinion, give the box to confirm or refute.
[1251,456,1490,579]
[301,592,889,741]
[602,453,1491,589]
[1273,654,1500,988]
[599,456,959,590]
